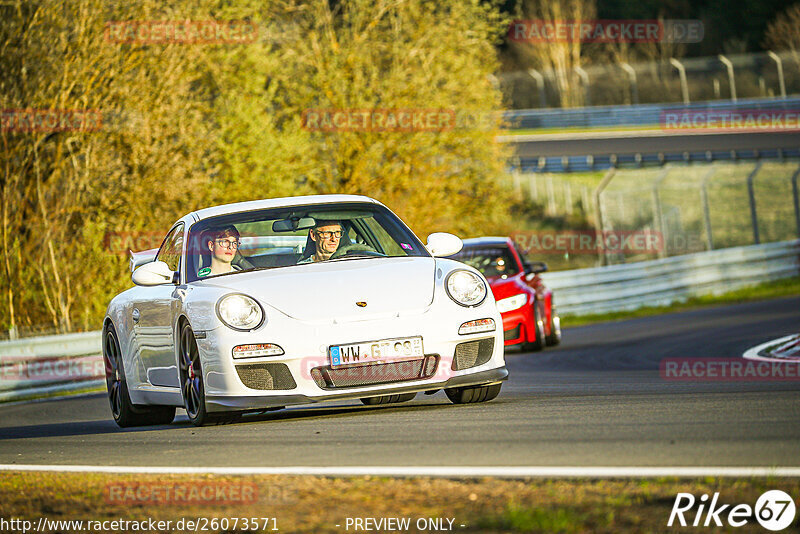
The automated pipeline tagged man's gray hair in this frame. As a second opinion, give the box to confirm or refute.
[314,219,342,229]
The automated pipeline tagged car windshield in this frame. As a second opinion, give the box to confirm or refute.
[450,246,520,279]
[185,202,428,282]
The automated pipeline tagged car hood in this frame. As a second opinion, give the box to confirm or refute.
[486,274,530,300]
[195,257,436,322]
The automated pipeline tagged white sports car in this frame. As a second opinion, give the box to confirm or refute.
[103,195,507,426]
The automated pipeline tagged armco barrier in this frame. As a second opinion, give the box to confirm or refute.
[0,331,103,402]
[503,96,800,131]
[542,239,800,315]
[0,240,797,402]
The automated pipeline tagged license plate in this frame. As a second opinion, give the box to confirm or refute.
[329,336,424,368]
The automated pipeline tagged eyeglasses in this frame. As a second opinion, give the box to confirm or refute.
[315,230,342,239]
[215,239,241,249]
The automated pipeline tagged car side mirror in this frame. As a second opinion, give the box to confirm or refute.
[426,232,463,257]
[128,248,159,273]
[132,261,177,286]
[526,261,548,274]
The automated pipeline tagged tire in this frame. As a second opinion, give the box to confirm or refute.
[178,321,216,426]
[103,325,175,428]
[360,393,416,406]
[523,302,546,352]
[178,322,244,426]
[445,383,502,404]
[546,309,562,346]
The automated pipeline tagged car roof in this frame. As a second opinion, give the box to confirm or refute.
[461,236,513,247]
[190,194,382,221]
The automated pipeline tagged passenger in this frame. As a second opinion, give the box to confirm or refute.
[197,225,242,277]
[298,220,343,264]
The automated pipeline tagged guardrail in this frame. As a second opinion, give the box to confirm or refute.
[542,239,800,316]
[0,331,103,402]
[0,240,797,402]
[503,97,800,130]
[501,97,800,173]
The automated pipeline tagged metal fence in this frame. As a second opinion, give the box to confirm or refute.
[512,161,800,270]
[499,50,800,109]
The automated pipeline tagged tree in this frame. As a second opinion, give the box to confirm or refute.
[508,0,598,107]
[765,3,800,65]
[0,0,515,332]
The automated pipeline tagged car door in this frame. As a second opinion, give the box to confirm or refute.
[132,224,184,388]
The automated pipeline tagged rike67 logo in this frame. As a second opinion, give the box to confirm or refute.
[669,490,796,530]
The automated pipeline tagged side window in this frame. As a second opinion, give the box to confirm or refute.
[360,217,404,255]
[156,224,184,273]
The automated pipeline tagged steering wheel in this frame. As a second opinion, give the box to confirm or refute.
[330,243,383,260]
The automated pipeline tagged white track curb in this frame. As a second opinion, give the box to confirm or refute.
[743,334,800,362]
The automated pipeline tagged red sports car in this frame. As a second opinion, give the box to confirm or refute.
[449,237,561,351]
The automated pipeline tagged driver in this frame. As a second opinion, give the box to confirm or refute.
[298,220,342,264]
[197,225,242,277]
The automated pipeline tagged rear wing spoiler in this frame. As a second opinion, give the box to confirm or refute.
[129,248,159,273]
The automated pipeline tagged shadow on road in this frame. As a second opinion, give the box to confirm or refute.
[0,397,474,439]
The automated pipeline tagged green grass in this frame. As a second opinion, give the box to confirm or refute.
[476,503,588,532]
[564,276,800,327]
[3,473,798,533]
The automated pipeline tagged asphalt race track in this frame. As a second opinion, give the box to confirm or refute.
[0,296,798,468]
[507,131,800,158]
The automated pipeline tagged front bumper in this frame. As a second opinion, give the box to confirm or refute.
[500,304,535,346]
[205,366,508,411]
[195,300,506,413]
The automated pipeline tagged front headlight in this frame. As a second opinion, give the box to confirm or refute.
[445,270,487,307]
[496,293,527,313]
[216,294,264,331]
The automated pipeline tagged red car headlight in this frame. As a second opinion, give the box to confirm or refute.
[496,293,527,313]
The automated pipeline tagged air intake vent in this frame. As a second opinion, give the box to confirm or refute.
[503,324,521,341]
[235,363,297,390]
[311,355,439,390]
[452,338,494,370]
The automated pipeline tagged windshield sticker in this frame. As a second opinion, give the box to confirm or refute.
[197,267,211,277]
[400,243,413,250]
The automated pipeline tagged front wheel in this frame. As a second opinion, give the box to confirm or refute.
[178,322,241,426]
[445,383,502,404]
[103,325,175,428]
[546,310,562,346]
[179,322,213,426]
